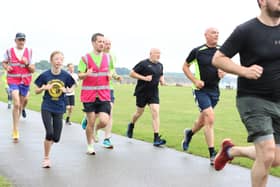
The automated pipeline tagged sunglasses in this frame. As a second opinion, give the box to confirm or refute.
[17,38,25,41]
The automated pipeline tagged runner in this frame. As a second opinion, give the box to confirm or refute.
[65,63,79,125]
[181,27,225,165]
[78,33,111,154]
[2,32,35,142]
[126,48,166,147]
[212,0,280,186]
[34,51,75,168]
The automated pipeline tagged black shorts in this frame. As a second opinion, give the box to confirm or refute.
[66,95,75,106]
[83,98,111,115]
[136,95,159,108]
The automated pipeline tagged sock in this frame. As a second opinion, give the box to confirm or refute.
[209,147,215,157]
[154,133,159,141]
[188,130,194,137]
[66,116,70,123]
[130,123,135,128]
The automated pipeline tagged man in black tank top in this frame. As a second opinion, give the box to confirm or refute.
[212,1,280,186]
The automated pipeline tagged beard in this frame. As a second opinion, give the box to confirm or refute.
[266,3,280,18]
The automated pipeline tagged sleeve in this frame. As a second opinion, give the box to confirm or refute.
[185,48,197,64]
[2,50,9,62]
[160,63,163,76]
[132,61,144,74]
[34,73,45,87]
[219,26,244,58]
[78,58,87,73]
[66,74,76,88]
[28,48,33,64]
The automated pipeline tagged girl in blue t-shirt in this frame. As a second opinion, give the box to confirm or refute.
[34,51,75,168]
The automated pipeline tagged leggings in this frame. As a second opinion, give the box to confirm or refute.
[41,110,63,143]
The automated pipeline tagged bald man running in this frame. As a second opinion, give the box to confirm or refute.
[181,28,225,165]
[126,48,166,147]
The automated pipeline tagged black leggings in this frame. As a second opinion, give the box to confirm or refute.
[41,110,63,143]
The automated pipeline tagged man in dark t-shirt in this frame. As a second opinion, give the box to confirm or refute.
[126,48,166,147]
[212,1,280,186]
[181,27,225,165]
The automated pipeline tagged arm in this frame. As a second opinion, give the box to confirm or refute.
[182,62,204,89]
[159,75,165,86]
[129,70,152,82]
[212,51,263,79]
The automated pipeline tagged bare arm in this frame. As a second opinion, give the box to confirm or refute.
[182,62,204,89]
[78,68,92,80]
[159,75,165,86]
[212,51,263,79]
[129,70,152,82]
[2,61,12,72]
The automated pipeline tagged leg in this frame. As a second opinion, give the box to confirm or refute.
[251,139,275,187]
[104,102,113,139]
[85,112,97,145]
[126,106,145,138]
[41,110,54,167]
[149,103,166,146]
[131,106,145,124]
[202,107,215,148]
[96,112,110,131]
[11,90,20,140]
[52,113,63,143]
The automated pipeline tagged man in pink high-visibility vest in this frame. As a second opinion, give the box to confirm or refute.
[2,32,35,142]
[78,33,111,155]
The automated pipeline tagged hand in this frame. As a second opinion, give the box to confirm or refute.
[194,79,204,89]
[61,87,71,93]
[116,76,122,82]
[43,84,53,91]
[242,65,263,80]
[218,69,226,78]
[6,65,13,72]
[144,75,152,82]
[22,57,29,66]
[86,68,93,76]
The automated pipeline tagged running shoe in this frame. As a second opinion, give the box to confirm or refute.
[126,123,134,138]
[81,117,87,130]
[103,138,114,149]
[22,109,27,118]
[181,128,193,151]
[87,144,96,155]
[153,135,166,147]
[214,139,234,171]
[12,130,19,143]
[42,159,51,168]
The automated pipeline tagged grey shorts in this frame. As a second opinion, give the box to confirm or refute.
[236,96,280,144]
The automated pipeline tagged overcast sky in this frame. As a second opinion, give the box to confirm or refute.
[0,0,259,72]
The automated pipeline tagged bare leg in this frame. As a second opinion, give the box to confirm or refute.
[149,104,160,133]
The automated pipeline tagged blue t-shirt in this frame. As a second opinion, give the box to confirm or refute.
[34,69,75,113]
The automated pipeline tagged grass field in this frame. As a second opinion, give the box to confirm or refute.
[0,83,280,178]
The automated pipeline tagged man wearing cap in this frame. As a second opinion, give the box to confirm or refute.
[2,32,35,142]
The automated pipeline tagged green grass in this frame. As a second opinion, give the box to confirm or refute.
[0,83,279,178]
[0,176,11,187]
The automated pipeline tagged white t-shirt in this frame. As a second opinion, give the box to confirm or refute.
[2,47,33,64]
[66,72,79,96]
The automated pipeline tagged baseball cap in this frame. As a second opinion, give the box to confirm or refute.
[15,32,26,40]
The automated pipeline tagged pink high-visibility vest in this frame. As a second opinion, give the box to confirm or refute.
[6,48,32,85]
[80,53,111,103]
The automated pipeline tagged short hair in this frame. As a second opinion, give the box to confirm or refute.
[91,33,104,42]
[67,63,73,68]
[50,51,64,62]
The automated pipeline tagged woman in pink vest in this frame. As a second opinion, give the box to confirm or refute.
[78,33,111,155]
[2,33,35,143]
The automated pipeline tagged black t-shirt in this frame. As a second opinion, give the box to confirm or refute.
[133,59,163,97]
[186,44,220,91]
[220,18,280,101]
